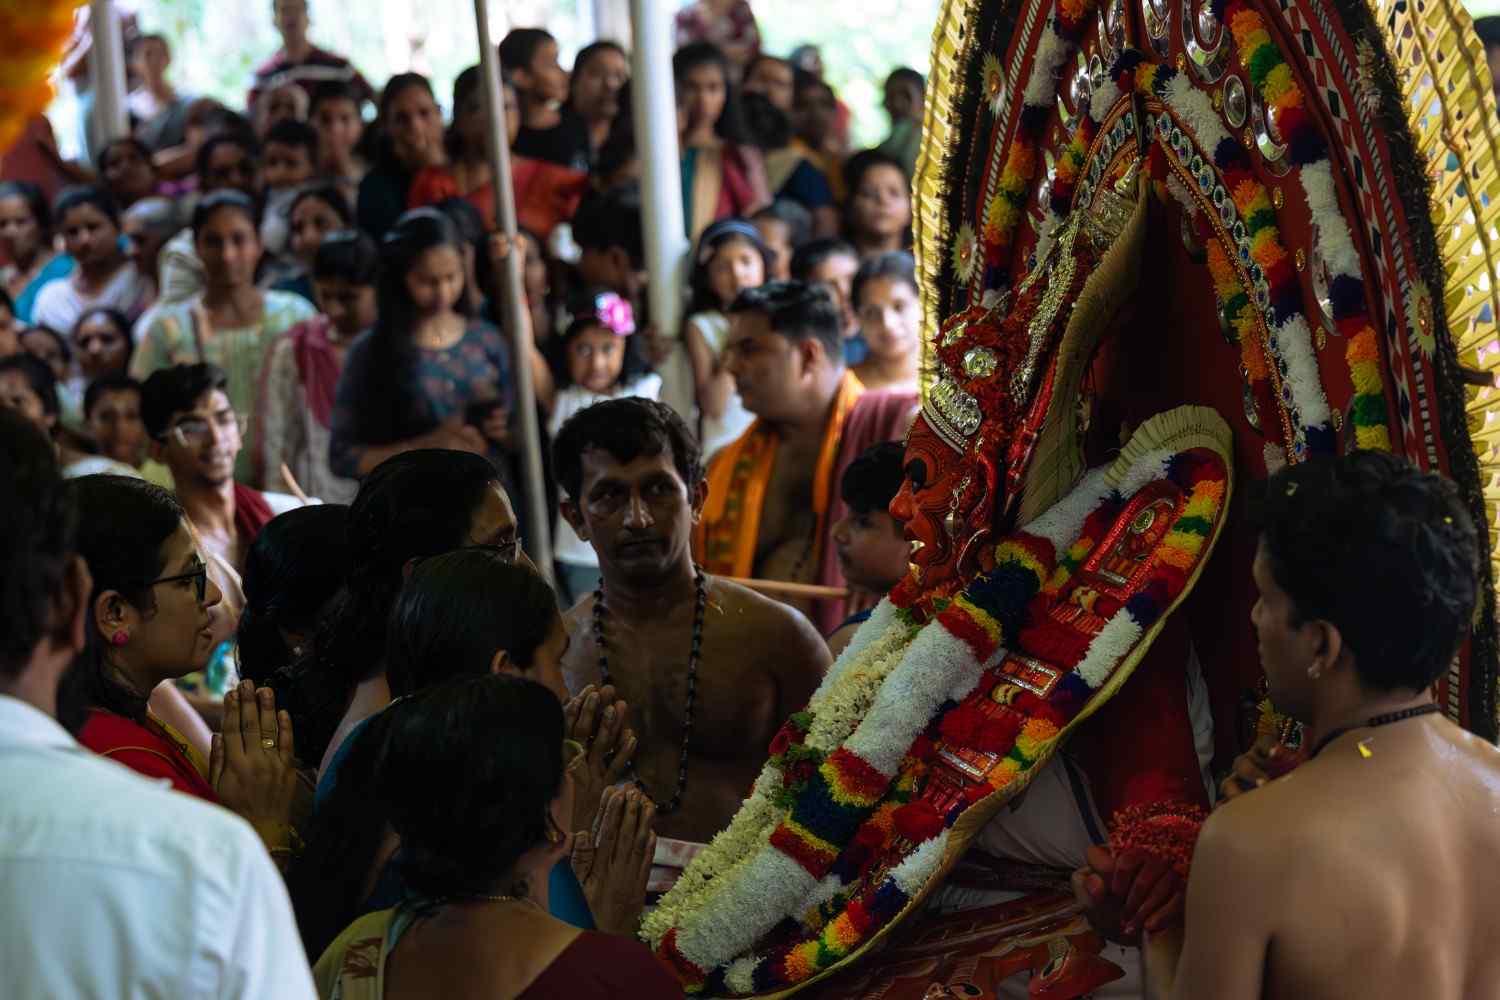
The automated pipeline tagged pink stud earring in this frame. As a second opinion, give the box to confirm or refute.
[111,630,129,647]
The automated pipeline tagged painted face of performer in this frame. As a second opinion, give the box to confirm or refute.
[888,414,975,592]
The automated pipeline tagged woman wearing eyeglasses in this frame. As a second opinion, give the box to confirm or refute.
[257,230,378,505]
[66,475,303,866]
[131,190,317,487]
[312,674,681,1000]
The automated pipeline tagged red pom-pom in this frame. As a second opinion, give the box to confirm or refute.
[768,722,796,758]
[893,800,945,842]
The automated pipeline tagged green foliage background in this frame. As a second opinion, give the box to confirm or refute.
[127,0,938,149]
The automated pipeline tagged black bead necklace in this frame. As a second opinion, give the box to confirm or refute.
[1308,702,1442,759]
[591,565,707,815]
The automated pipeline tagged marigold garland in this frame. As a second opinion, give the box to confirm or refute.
[0,1,82,154]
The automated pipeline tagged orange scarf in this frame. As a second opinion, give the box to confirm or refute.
[694,372,864,578]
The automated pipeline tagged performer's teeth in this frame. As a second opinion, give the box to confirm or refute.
[910,539,925,554]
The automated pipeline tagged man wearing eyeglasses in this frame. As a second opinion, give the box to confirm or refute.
[140,363,303,579]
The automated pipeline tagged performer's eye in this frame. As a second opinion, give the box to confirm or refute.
[904,459,928,489]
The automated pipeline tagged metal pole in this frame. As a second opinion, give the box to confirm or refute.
[473,0,555,583]
[629,0,689,341]
[89,0,129,144]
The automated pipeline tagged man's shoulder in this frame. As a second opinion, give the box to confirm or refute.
[707,576,823,647]
[1,743,266,873]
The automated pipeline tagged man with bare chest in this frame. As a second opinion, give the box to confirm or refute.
[693,282,864,621]
[1127,452,1500,1000]
[553,398,829,869]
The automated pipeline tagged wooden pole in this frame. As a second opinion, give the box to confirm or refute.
[472,0,555,583]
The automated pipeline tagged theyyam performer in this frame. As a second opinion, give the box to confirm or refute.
[643,0,1500,995]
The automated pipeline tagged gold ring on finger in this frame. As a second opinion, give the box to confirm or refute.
[261,737,277,750]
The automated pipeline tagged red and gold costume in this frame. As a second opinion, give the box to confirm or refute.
[654,0,1500,995]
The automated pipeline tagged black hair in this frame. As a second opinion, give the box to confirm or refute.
[688,219,772,315]
[342,208,471,445]
[434,196,493,304]
[264,118,320,162]
[0,285,14,319]
[572,184,645,269]
[673,42,753,146]
[1256,450,1479,693]
[72,307,135,369]
[380,73,434,121]
[139,362,228,439]
[844,149,912,246]
[311,229,379,284]
[0,407,75,680]
[53,186,121,228]
[271,448,501,765]
[841,441,906,516]
[726,279,844,362]
[0,353,60,420]
[82,372,142,420]
[195,130,259,185]
[793,66,834,103]
[192,188,261,238]
[0,180,50,236]
[741,90,793,151]
[569,39,628,109]
[753,198,813,249]
[595,80,638,183]
[290,183,353,228]
[386,551,557,698]
[887,66,925,91]
[852,250,918,309]
[21,324,71,366]
[308,79,364,117]
[499,27,557,80]
[447,65,484,163]
[790,236,858,282]
[1476,15,1500,51]
[237,503,351,686]
[65,475,185,721]
[96,137,154,177]
[553,397,703,501]
[387,675,565,898]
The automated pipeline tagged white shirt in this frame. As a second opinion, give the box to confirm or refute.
[31,263,151,335]
[0,695,317,999]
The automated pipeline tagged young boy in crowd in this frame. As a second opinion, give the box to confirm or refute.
[82,373,148,470]
[259,118,320,270]
[752,199,812,282]
[308,82,367,205]
[826,441,910,656]
[791,236,863,363]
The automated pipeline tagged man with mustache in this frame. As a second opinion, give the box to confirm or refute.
[554,397,828,893]
[693,281,865,631]
[0,406,316,998]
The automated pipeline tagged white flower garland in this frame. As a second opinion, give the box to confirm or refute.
[890,829,952,898]
[845,621,995,775]
[1160,70,1332,447]
[1075,609,1145,689]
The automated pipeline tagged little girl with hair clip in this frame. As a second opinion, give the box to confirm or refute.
[664,218,769,458]
[546,289,661,603]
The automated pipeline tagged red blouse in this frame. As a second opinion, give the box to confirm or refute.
[521,932,685,998]
[78,709,218,803]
